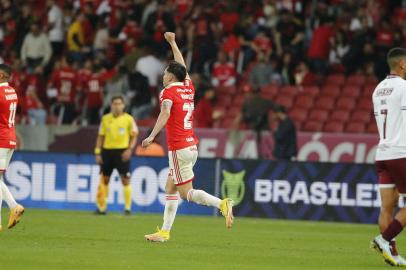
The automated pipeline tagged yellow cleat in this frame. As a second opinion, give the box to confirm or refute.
[145,227,170,242]
[0,225,2,232]
[220,198,234,229]
[8,204,25,229]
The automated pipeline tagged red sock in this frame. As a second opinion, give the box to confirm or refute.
[391,240,399,256]
[382,219,404,242]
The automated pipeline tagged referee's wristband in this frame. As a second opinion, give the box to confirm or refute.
[94,148,101,155]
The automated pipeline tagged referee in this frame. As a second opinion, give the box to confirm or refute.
[94,96,138,215]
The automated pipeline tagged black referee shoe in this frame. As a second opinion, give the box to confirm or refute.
[124,210,131,216]
[95,209,107,215]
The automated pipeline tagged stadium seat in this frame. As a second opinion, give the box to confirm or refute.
[216,94,232,107]
[326,74,346,86]
[302,120,323,132]
[215,86,237,95]
[275,96,294,108]
[324,121,344,133]
[321,85,340,98]
[330,110,350,122]
[289,108,308,122]
[228,106,241,118]
[341,85,361,98]
[365,75,378,85]
[308,109,329,122]
[367,122,378,134]
[361,83,376,98]
[358,98,373,111]
[281,86,299,97]
[314,96,335,110]
[302,86,320,97]
[233,94,245,106]
[336,97,356,110]
[294,95,314,109]
[261,84,279,97]
[345,122,366,133]
[346,74,366,86]
[352,110,372,123]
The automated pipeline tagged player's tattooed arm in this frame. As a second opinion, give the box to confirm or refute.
[142,100,172,148]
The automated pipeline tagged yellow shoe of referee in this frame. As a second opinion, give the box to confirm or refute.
[8,204,25,229]
[220,198,234,229]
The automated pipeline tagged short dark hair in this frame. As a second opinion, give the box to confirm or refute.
[166,61,187,82]
[0,64,12,77]
[111,95,125,103]
[387,47,406,69]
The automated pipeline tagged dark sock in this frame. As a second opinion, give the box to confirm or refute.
[390,240,399,256]
[382,219,404,242]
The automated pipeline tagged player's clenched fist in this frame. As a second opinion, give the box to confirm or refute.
[164,32,176,43]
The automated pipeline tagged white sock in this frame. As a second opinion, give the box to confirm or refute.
[187,189,221,209]
[0,179,17,209]
[0,185,2,224]
[161,194,179,231]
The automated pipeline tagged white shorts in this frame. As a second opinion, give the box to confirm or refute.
[0,148,14,171]
[168,145,198,186]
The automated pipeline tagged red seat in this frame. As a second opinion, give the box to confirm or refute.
[293,120,302,130]
[358,98,373,111]
[365,75,378,85]
[275,96,294,108]
[281,86,299,97]
[367,122,378,134]
[261,84,279,97]
[326,74,346,86]
[216,86,237,95]
[321,85,341,97]
[290,108,308,122]
[336,97,356,110]
[345,122,366,133]
[294,95,314,109]
[342,85,361,98]
[315,96,335,110]
[228,106,241,117]
[361,83,376,98]
[324,121,344,133]
[309,109,329,122]
[216,94,232,107]
[233,94,245,106]
[346,75,366,86]
[302,121,323,132]
[221,118,235,129]
[352,110,372,123]
[330,110,350,122]
[302,86,320,97]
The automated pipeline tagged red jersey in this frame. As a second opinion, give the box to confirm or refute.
[0,83,17,148]
[212,62,236,86]
[84,74,104,108]
[160,79,199,151]
[51,67,77,104]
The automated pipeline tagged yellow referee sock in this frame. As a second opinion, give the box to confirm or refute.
[96,176,108,212]
[123,185,132,211]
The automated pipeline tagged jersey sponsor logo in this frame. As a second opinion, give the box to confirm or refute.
[9,140,16,146]
[180,94,194,100]
[186,137,194,142]
[375,88,393,97]
[119,127,125,135]
[4,88,15,93]
[176,88,192,93]
[5,94,18,100]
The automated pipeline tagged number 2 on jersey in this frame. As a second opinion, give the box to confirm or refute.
[9,102,17,128]
[183,102,194,129]
[381,109,388,139]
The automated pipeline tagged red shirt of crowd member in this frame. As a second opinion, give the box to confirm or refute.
[211,51,236,87]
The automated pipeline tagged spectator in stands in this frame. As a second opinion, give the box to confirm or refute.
[20,22,52,72]
[235,86,273,131]
[93,19,109,56]
[194,88,222,128]
[252,30,273,59]
[128,70,153,120]
[249,52,275,88]
[271,105,297,160]
[24,87,47,125]
[47,0,64,57]
[135,47,165,90]
[83,61,105,125]
[67,12,85,63]
[329,30,350,71]
[135,129,165,157]
[211,51,236,87]
[307,17,334,74]
[274,9,304,56]
[48,57,78,124]
[294,61,317,86]
[280,51,294,85]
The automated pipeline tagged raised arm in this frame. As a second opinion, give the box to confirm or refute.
[164,32,187,69]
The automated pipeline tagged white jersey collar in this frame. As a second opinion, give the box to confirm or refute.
[165,82,184,89]
[0,82,9,86]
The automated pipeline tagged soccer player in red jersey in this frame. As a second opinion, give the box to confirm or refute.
[83,65,105,125]
[371,48,406,266]
[142,33,233,242]
[0,64,25,231]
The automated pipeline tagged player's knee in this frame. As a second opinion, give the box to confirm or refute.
[121,177,130,186]
[178,190,189,200]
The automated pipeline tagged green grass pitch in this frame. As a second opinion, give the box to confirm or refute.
[0,209,396,269]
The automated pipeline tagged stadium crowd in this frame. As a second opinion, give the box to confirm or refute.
[0,0,405,129]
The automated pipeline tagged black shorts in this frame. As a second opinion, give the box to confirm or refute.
[101,149,130,177]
